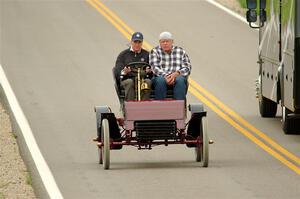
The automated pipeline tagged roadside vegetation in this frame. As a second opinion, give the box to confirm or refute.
[238,0,293,25]
[0,102,36,199]
[238,0,247,8]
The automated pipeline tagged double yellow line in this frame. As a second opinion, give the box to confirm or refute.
[86,0,300,175]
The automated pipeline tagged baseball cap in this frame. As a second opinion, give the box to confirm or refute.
[159,31,173,40]
[131,32,143,41]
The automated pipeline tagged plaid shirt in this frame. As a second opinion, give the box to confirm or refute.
[149,46,191,77]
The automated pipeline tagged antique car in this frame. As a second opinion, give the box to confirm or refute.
[94,62,212,169]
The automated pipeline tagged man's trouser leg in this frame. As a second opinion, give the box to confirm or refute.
[173,76,187,100]
[152,76,167,100]
[121,79,135,100]
[141,79,152,100]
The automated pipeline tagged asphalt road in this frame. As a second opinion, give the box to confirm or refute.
[1,0,300,198]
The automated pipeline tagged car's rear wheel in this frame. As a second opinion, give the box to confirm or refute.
[195,117,209,167]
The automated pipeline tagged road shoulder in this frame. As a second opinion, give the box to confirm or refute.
[0,102,36,199]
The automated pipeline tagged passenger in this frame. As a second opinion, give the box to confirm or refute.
[149,31,191,100]
[114,32,152,101]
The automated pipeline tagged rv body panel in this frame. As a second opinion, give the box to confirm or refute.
[259,0,299,112]
[247,0,300,133]
[259,0,280,103]
[281,0,295,111]
[295,1,300,110]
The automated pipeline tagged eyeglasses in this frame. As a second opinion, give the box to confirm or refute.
[133,40,142,43]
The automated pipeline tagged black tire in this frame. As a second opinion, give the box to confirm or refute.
[259,96,277,117]
[282,106,300,134]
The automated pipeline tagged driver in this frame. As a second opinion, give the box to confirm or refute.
[114,32,152,101]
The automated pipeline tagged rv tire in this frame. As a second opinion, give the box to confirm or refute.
[259,96,277,117]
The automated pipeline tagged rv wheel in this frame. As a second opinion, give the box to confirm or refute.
[259,96,277,117]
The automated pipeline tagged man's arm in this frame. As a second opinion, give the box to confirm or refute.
[114,52,125,80]
[114,51,133,81]
[179,50,191,76]
[149,48,164,76]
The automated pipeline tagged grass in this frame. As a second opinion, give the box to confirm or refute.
[25,172,32,186]
[238,0,247,8]
[10,132,17,139]
[0,182,10,199]
[0,182,10,189]
[238,0,294,26]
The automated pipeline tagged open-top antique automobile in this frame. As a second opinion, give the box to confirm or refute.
[94,62,212,169]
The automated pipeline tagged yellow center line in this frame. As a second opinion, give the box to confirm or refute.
[86,0,131,40]
[87,0,152,51]
[85,0,300,174]
[91,0,134,34]
[189,86,300,175]
[189,78,300,165]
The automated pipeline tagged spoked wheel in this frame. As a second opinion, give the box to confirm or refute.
[195,116,209,167]
[101,119,110,169]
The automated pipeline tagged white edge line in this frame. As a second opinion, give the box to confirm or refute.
[205,0,248,24]
[0,64,63,199]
